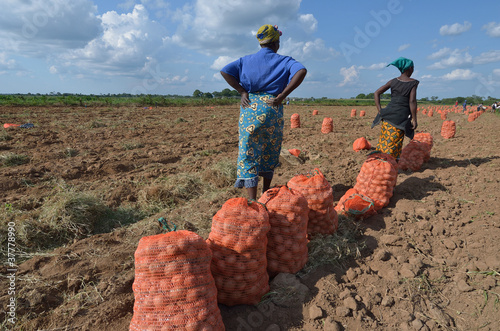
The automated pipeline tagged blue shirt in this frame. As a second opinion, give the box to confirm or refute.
[221,48,305,96]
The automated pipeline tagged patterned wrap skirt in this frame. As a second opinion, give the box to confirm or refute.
[234,92,284,188]
[376,120,405,159]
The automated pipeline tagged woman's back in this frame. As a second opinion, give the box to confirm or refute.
[390,78,419,98]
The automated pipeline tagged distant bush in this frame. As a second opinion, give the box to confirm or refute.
[0,93,497,107]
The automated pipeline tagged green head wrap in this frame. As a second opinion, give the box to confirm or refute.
[387,57,414,73]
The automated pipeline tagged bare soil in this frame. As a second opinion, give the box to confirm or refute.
[0,104,499,331]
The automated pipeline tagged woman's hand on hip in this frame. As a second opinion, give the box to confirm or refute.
[266,94,284,108]
[240,91,250,108]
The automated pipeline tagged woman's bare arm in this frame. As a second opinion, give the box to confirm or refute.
[374,80,392,112]
[267,69,307,107]
[409,85,418,129]
[220,71,250,108]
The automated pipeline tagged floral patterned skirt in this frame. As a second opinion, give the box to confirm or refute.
[234,93,284,188]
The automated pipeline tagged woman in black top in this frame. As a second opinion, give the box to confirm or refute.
[372,57,419,160]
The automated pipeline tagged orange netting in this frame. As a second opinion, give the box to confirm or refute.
[350,109,357,118]
[130,230,224,331]
[413,132,433,162]
[321,117,333,133]
[258,186,309,276]
[287,168,338,236]
[359,110,366,117]
[428,109,434,117]
[335,188,376,219]
[441,120,456,139]
[207,197,270,306]
[291,113,301,128]
[352,137,372,152]
[312,109,319,115]
[468,112,480,122]
[398,140,427,171]
[288,149,301,157]
[353,153,398,211]
[440,112,447,120]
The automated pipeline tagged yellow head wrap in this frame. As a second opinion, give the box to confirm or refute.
[256,24,282,45]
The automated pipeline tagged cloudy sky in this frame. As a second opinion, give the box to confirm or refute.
[0,0,499,99]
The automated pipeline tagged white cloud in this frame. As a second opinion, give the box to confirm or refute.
[428,47,451,60]
[0,0,101,55]
[482,22,500,37]
[428,49,472,69]
[473,50,500,65]
[338,65,360,87]
[441,69,478,81]
[0,52,16,70]
[359,63,386,70]
[169,0,332,62]
[59,5,168,76]
[398,44,410,52]
[281,38,339,62]
[298,14,318,33]
[171,0,301,56]
[211,56,237,70]
[494,69,500,77]
[439,21,471,36]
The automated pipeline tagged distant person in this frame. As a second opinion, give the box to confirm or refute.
[463,100,467,112]
[371,57,419,160]
[492,102,497,112]
[455,100,458,106]
[477,104,483,112]
[220,24,307,200]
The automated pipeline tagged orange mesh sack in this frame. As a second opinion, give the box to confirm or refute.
[350,109,357,117]
[353,153,398,211]
[258,186,309,276]
[353,137,371,152]
[288,148,301,157]
[441,120,456,139]
[130,230,224,331]
[321,117,333,133]
[291,113,300,128]
[398,140,428,171]
[287,168,338,236]
[359,110,366,117]
[207,198,270,306]
[413,132,433,162]
[335,188,376,219]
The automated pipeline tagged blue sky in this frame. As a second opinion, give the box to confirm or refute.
[0,0,499,99]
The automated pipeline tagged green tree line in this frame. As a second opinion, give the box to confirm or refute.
[0,91,497,107]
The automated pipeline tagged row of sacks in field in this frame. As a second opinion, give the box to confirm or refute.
[130,168,339,330]
[339,132,434,220]
[353,132,434,172]
[129,138,435,330]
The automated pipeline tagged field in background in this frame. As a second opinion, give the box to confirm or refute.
[0,104,499,330]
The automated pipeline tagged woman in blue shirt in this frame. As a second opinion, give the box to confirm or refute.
[221,24,307,200]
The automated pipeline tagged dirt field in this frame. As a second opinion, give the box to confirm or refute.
[0,104,499,331]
